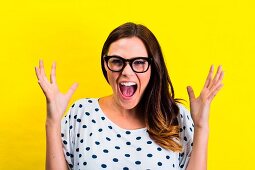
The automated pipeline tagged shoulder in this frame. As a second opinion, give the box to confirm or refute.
[70,98,99,108]
[177,103,191,120]
[176,103,194,129]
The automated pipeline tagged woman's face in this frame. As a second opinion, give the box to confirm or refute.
[105,37,151,110]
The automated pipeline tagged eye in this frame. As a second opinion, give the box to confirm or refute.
[109,58,123,65]
[133,59,147,65]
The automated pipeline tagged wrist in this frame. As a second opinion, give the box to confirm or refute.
[46,118,61,129]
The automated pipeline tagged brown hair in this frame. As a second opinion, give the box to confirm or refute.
[101,22,182,152]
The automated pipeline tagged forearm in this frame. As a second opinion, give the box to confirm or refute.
[186,127,209,170]
[46,120,68,170]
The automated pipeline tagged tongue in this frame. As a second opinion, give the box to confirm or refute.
[120,85,135,97]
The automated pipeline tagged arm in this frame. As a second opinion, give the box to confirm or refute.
[35,60,78,170]
[186,65,224,170]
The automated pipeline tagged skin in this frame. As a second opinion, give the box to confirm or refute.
[35,38,223,170]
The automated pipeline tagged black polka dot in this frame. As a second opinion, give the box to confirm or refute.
[147,141,152,144]
[180,164,184,168]
[63,140,67,145]
[158,162,162,166]
[80,139,83,143]
[95,108,99,112]
[79,104,83,108]
[77,119,81,122]
[92,155,97,159]
[126,142,131,145]
[135,161,141,165]
[86,147,90,151]
[184,136,187,141]
[71,104,75,107]
[108,126,113,129]
[113,158,118,162]
[101,117,105,120]
[166,155,170,159]
[76,148,79,152]
[65,120,67,124]
[136,147,142,151]
[79,154,82,158]
[173,164,175,167]
[190,127,193,132]
[69,125,73,129]
[66,152,70,156]
[89,132,93,136]
[117,134,121,138]
[77,133,80,137]
[70,154,74,158]
[125,131,131,135]
[106,137,111,141]
[88,100,92,103]
[180,128,183,132]
[95,141,100,145]
[83,162,87,166]
[85,112,90,116]
[115,146,120,149]
[157,147,162,151]
[98,128,103,132]
[103,149,109,153]
[74,115,77,119]
[191,142,193,146]
[123,167,129,170]
[69,115,71,119]
[82,125,87,128]
[180,114,183,118]
[136,136,141,140]
[125,154,130,157]
[101,164,107,168]
[69,164,73,168]
[92,119,96,123]
[147,153,153,157]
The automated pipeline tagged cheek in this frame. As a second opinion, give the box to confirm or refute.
[140,70,151,89]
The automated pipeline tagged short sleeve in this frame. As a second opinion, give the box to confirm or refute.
[61,103,76,169]
[177,104,194,169]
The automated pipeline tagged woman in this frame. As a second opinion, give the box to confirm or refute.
[35,22,224,170]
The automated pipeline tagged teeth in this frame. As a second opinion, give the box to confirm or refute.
[120,82,137,86]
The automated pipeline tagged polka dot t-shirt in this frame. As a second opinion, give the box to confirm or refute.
[61,98,194,170]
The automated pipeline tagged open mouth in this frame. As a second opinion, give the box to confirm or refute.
[119,82,138,97]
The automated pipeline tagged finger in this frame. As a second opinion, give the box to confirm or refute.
[36,67,50,94]
[39,59,50,83]
[66,83,79,99]
[50,61,57,84]
[35,66,41,81]
[187,86,196,101]
[203,65,214,89]
[208,65,222,90]
[208,84,224,101]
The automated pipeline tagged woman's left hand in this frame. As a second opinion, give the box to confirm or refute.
[187,65,224,129]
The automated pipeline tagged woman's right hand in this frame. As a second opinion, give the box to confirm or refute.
[35,60,78,124]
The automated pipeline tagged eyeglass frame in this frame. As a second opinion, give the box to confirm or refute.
[103,55,153,73]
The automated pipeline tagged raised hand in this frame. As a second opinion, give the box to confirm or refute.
[35,60,78,123]
[187,65,224,129]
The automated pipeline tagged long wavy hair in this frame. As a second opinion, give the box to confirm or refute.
[101,22,182,152]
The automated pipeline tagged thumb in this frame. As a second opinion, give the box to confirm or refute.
[187,86,195,101]
[66,83,79,99]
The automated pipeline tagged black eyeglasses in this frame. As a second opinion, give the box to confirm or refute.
[104,55,153,73]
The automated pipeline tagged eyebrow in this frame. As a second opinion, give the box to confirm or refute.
[105,55,150,59]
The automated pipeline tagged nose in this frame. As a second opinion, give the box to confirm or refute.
[121,62,135,76]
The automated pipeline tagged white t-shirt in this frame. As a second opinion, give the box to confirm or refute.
[61,98,194,170]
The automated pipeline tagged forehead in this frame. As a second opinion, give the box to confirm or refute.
[108,37,148,58]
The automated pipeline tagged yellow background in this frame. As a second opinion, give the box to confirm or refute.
[0,0,254,169]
